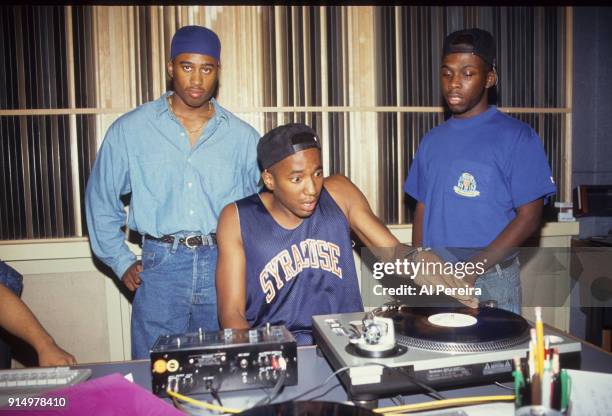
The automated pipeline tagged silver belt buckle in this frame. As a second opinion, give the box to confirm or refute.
[184,234,200,249]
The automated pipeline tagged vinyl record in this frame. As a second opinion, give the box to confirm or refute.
[239,400,376,416]
[379,306,530,353]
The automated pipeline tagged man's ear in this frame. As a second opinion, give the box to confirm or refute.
[485,67,497,89]
[262,170,275,190]
[167,60,174,79]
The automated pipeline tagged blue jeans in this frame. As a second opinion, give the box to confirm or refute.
[475,258,522,315]
[0,261,23,369]
[0,261,23,296]
[131,236,219,359]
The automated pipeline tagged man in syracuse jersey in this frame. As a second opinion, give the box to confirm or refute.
[216,123,477,345]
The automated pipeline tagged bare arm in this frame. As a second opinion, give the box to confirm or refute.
[0,284,76,367]
[326,176,477,307]
[465,198,544,285]
[215,203,250,330]
[325,175,400,249]
[412,201,424,247]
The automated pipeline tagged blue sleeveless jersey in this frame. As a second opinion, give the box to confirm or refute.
[236,187,364,345]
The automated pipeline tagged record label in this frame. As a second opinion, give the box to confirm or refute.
[427,313,477,328]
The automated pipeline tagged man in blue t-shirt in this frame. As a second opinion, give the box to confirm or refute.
[404,28,556,314]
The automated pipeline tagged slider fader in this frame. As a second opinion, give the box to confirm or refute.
[150,325,298,397]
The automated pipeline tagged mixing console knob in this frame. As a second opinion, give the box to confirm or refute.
[153,359,167,374]
[167,359,179,372]
[240,358,248,369]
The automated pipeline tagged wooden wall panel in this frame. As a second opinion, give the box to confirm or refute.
[0,5,571,239]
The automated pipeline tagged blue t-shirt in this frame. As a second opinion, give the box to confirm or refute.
[404,106,556,252]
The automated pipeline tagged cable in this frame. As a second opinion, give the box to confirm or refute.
[306,382,343,402]
[391,395,405,406]
[252,370,287,408]
[170,395,188,413]
[166,361,444,413]
[257,387,272,402]
[165,389,242,414]
[376,363,445,400]
[373,394,515,414]
[267,370,287,403]
[494,381,514,391]
[284,366,352,402]
[210,386,224,407]
[283,362,444,403]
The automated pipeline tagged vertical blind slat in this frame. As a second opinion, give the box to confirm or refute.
[0,5,568,238]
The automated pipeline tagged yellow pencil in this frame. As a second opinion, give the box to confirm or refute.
[535,306,545,377]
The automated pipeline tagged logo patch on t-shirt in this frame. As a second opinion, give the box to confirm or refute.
[453,172,480,197]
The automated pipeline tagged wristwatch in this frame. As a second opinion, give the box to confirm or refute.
[404,246,431,262]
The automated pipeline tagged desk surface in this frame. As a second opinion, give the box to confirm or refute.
[79,337,612,412]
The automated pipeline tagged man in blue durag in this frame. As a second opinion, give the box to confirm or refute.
[86,26,261,359]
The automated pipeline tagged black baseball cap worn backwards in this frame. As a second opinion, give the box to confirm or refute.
[257,123,321,170]
[443,28,496,68]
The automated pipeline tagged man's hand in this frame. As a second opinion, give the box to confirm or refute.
[121,261,142,291]
[411,250,479,308]
[36,339,77,367]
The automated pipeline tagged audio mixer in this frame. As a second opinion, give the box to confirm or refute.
[150,325,298,397]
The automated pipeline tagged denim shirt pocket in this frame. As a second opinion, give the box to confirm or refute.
[134,154,179,203]
[199,159,245,204]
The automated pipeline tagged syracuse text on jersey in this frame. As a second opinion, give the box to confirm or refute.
[259,238,343,303]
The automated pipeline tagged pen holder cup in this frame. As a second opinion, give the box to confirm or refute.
[514,357,570,415]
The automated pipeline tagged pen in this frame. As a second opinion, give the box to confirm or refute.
[560,369,569,412]
[529,328,537,380]
[513,357,525,407]
[542,360,552,408]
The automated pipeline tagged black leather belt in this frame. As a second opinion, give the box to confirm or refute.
[144,233,217,248]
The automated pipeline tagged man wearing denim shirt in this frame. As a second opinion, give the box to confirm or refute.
[86,26,260,359]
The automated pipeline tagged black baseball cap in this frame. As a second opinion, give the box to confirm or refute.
[257,123,321,170]
[442,28,496,67]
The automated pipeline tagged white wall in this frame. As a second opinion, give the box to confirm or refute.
[0,222,578,365]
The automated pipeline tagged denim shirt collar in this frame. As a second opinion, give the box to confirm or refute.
[155,91,228,124]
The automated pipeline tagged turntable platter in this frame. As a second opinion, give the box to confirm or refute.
[380,306,530,353]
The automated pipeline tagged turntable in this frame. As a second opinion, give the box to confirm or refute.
[313,306,581,401]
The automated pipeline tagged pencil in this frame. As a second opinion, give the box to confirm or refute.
[535,307,545,377]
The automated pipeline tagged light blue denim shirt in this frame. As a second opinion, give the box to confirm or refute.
[85,92,260,280]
